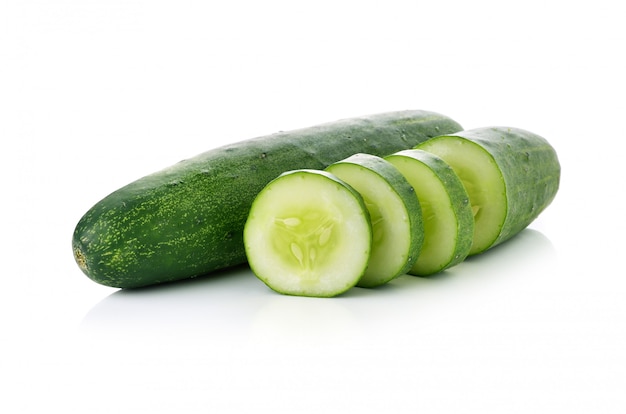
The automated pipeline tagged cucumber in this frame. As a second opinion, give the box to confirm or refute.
[244,169,372,297]
[325,154,423,287]
[416,127,560,254]
[73,110,462,288]
[385,149,474,276]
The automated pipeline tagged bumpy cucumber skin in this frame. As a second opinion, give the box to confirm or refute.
[326,153,423,287]
[424,127,560,252]
[73,110,462,288]
[386,149,474,275]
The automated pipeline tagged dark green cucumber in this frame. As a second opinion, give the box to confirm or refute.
[72,110,462,288]
[417,127,560,254]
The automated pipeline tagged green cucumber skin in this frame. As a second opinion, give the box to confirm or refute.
[431,127,560,251]
[73,110,462,288]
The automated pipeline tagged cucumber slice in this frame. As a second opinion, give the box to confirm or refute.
[326,153,423,288]
[385,150,474,276]
[243,169,372,297]
[417,127,560,254]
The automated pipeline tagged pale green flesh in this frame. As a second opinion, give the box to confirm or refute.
[385,155,457,275]
[418,137,505,255]
[326,162,415,287]
[244,170,371,297]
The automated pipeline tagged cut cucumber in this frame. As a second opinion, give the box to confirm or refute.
[326,153,423,288]
[243,169,372,297]
[385,150,474,276]
[417,127,560,254]
[73,110,462,288]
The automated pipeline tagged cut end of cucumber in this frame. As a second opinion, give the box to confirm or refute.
[418,136,506,255]
[244,169,372,297]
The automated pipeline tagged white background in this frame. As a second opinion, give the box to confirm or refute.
[2,0,625,412]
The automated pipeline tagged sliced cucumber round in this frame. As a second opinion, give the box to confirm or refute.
[417,127,560,254]
[385,149,474,276]
[243,169,372,297]
[326,153,423,288]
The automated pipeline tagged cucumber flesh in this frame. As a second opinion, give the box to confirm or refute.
[244,169,372,297]
[385,150,474,276]
[326,154,423,287]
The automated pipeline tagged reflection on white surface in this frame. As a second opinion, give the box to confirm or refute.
[81,264,264,337]
[80,228,556,341]
[71,228,587,414]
